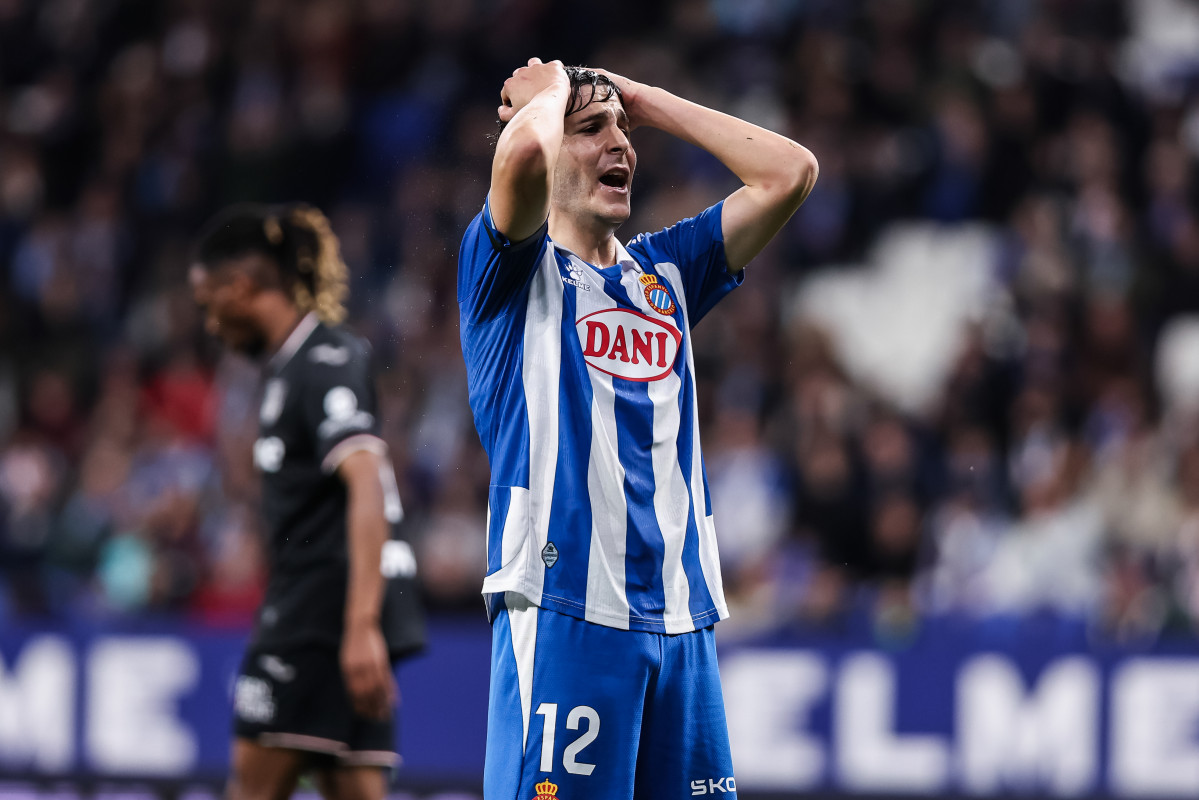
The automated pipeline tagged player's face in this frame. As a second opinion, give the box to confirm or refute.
[189,258,269,357]
[552,92,636,228]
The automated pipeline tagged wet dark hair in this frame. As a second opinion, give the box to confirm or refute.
[494,66,624,139]
[563,66,623,117]
[193,203,348,324]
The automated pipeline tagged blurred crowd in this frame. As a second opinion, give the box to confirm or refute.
[2,0,1199,642]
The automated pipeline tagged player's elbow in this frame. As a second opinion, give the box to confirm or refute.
[781,145,819,205]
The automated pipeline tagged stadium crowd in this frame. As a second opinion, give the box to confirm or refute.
[2,0,1199,643]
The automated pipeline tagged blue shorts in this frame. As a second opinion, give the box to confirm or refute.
[484,593,737,800]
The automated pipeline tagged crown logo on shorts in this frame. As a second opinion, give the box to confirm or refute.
[532,779,559,800]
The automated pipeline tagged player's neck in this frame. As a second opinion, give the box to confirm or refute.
[259,297,304,356]
[548,214,620,268]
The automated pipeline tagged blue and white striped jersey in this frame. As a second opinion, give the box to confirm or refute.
[457,199,742,633]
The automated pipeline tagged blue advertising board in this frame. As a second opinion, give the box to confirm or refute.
[0,615,1197,797]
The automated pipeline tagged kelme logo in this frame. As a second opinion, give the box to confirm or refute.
[542,542,559,568]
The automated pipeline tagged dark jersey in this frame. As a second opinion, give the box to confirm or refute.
[252,313,425,658]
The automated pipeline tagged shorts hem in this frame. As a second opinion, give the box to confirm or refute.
[340,750,402,768]
[484,587,728,633]
[255,732,348,756]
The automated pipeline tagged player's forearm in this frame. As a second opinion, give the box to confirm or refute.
[344,478,388,629]
[638,86,817,205]
[490,86,570,240]
[495,86,570,175]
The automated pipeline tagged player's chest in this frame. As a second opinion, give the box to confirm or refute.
[551,254,686,383]
[253,374,313,474]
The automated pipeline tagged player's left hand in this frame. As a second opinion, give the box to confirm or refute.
[498,57,569,124]
[590,67,650,130]
[341,621,396,721]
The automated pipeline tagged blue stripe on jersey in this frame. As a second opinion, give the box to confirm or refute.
[463,322,532,495]
[676,359,717,624]
[542,279,594,609]
[701,459,714,517]
[598,265,631,307]
[614,380,668,631]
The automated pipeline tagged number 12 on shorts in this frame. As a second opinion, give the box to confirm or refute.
[535,703,600,776]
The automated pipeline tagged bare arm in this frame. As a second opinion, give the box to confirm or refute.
[601,72,818,273]
[489,58,572,242]
[338,448,395,720]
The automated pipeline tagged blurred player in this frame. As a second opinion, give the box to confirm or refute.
[457,60,817,798]
[191,204,425,800]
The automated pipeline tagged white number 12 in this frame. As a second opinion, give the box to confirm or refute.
[535,703,600,776]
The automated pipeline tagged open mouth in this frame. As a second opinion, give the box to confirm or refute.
[599,168,629,191]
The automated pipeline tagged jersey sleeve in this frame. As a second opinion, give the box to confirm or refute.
[628,201,743,325]
[301,343,387,474]
[457,196,550,324]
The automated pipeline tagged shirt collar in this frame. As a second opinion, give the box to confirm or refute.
[268,311,320,372]
[557,239,639,274]
[613,239,638,272]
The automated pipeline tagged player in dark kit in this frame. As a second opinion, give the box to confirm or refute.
[190,204,425,800]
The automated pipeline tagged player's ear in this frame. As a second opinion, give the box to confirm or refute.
[188,265,211,306]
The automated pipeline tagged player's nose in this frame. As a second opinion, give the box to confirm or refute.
[606,128,629,153]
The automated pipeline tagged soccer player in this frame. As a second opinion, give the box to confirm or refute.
[190,204,426,800]
[457,60,817,798]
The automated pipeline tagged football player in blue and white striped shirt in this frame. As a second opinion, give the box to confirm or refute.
[458,60,818,799]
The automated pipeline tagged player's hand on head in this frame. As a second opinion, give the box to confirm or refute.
[340,622,396,721]
[590,67,648,130]
[498,57,569,123]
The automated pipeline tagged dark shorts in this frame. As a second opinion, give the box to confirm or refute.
[232,643,398,768]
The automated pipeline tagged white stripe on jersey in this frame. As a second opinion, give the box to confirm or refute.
[617,264,694,633]
[501,488,528,568]
[521,255,563,607]
[656,259,729,621]
[577,261,631,629]
[505,593,539,749]
[481,486,531,593]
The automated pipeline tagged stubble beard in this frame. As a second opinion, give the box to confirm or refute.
[550,169,630,234]
[219,318,269,359]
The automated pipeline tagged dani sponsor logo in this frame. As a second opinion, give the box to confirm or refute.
[576,308,681,382]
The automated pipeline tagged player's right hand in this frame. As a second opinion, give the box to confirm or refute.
[590,67,650,130]
[341,621,396,721]
[498,57,568,123]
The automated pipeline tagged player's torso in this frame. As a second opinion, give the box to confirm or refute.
[474,241,723,632]
[559,248,685,385]
[520,243,695,502]
[254,329,357,571]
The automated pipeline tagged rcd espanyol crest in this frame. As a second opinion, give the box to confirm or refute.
[639,273,676,316]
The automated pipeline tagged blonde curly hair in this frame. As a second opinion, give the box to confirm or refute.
[280,205,348,325]
[196,202,350,325]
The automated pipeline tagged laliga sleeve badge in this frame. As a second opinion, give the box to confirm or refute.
[639,273,677,316]
[532,779,560,800]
